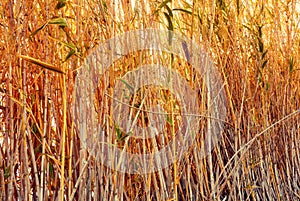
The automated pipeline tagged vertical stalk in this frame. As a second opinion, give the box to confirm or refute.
[60,58,67,201]
[20,5,31,196]
[169,34,178,201]
[40,1,49,199]
[39,72,48,201]
[208,0,216,199]
[6,0,15,199]
[21,53,30,201]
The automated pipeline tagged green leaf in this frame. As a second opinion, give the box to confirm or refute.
[258,25,263,38]
[258,40,264,53]
[120,132,131,141]
[64,49,76,62]
[173,8,193,15]
[32,123,38,134]
[289,57,294,73]
[49,162,55,178]
[265,82,270,90]
[64,42,77,50]
[30,22,48,38]
[30,17,67,38]
[165,4,173,17]
[4,166,10,179]
[56,0,66,9]
[119,78,134,92]
[261,50,268,59]
[115,126,130,142]
[53,39,77,50]
[261,60,268,69]
[155,0,172,13]
[116,126,122,141]
[163,12,173,31]
[48,17,67,28]
[102,0,108,11]
[165,114,173,126]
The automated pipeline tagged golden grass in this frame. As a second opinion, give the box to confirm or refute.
[0,0,300,200]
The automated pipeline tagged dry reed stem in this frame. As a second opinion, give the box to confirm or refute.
[0,0,299,200]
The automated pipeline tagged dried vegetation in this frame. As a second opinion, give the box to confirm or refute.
[0,0,300,200]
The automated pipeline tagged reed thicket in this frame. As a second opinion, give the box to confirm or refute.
[0,0,299,200]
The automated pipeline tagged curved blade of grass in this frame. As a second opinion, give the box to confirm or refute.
[48,17,67,28]
[165,4,173,17]
[172,8,193,15]
[30,22,48,38]
[18,55,65,74]
[155,0,172,14]
[64,49,76,62]
[49,36,77,50]
[30,17,67,38]
[48,36,81,61]
[164,12,173,30]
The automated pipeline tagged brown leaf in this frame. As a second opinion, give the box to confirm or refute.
[18,55,65,74]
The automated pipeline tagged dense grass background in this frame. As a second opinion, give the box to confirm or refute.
[0,0,300,200]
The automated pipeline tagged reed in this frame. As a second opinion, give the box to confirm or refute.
[0,0,299,200]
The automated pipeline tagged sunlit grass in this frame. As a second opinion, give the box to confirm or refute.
[0,0,299,200]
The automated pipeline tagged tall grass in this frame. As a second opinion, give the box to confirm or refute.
[0,0,299,200]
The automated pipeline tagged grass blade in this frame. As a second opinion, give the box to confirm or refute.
[18,55,65,74]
